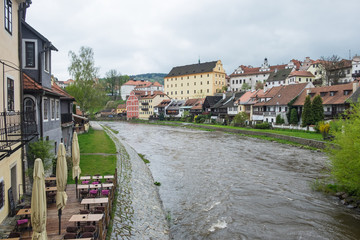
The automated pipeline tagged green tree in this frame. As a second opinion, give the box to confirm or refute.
[104,69,120,99]
[27,138,54,179]
[301,95,313,127]
[312,95,324,124]
[289,108,298,125]
[275,114,285,124]
[241,82,251,91]
[233,112,249,127]
[67,47,107,115]
[255,81,264,90]
[327,102,360,196]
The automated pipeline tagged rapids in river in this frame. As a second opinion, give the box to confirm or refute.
[105,122,360,240]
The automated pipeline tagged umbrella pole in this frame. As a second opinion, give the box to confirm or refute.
[75,176,78,199]
[58,209,62,235]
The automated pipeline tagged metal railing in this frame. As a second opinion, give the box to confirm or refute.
[61,113,73,124]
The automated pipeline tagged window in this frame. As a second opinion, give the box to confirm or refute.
[0,180,4,209]
[51,99,55,119]
[194,82,196,86]
[207,81,209,84]
[187,90,189,94]
[194,90,196,93]
[43,98,49,120]
[25,41,36,68]
[44,50,50,72]
[4,0,12,34]
[7,78,14,111]
[207,89,209,93]
[24,98,35,122]
[56,100,60,119]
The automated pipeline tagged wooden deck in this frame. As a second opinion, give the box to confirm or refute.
[20,184,89,240]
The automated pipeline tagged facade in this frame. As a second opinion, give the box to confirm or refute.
[234,90,261,120]
[327,59,353,84]
[189,98,205,116]
[126,90,146,119]
[121,80,161,100]
[164,60,226,100]
[229,58,301,91]
[306,60,327,86]
[0,0,36,224]
[252,87,282,122]
[154,99,171,117]
[286,71,315,85]
[352,56,360,79]
[116,104,126,115]
[134,81,164,92]
[21,20,63,154]
[264,68,293,90]
[139,91,170,120]
[165,100,186,118]
[56,79,74,89]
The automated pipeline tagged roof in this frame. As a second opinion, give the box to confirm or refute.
[262,83,309,106]
[156,99,171,107]
[253,86,283,106]
[134,81,152,89]
[22,20,58,51]
[152,81,162,87]
[124,80,150,86]
[204,96,223,108]
[289,71,315,78]
[266,68,293,82]
[63,79,75,84]
[117,104,126,109]
[167,100,186,110]
[230,64,287,77]
[235,91,258,105]
[140,91,167,100]
[213,92,243,109]
[51,81,75,100]
[293,82,355,106]
[184,98,203,106]
[23,73,62,97]
[190,98,205,110]
[166,61,219,78]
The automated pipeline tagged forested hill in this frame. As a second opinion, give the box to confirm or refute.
[130,73,167,85]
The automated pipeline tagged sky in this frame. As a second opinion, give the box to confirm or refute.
[26,0,360,81]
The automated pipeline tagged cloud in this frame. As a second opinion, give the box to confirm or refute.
[26,0,360,81]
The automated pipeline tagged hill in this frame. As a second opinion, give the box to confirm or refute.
[130,73,167,85]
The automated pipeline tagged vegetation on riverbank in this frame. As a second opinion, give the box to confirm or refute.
[78,127,117,154]
[138,153,150,164]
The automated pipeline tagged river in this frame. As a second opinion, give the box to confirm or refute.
[104,121,360,240]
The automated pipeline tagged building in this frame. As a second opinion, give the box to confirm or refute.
[0,0,36,224]
[121,80,163,100]
[116,104,126,115]
[56,79,74,89]
[126,90,147,119]
[138,91,170,120]
[234,90,261,121]
[164,60,226,100]
[286,71,315,85]
[154,99,171,117]
[264,68,293,90]
[165,100,186,118]
[229,58,301,91]
[352,56,360,79]
[134,81,164,92]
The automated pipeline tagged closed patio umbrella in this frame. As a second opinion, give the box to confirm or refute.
[72,132,81,198]
[31,158,47,240]
[56,143,68,234]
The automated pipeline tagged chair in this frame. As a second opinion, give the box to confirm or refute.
[80,189,89,199]
[47,192,56,204]
[101,189,110,197]
[16,218,29,232]
[89,189,98,198]
[82,180,89,184]
[91,181,99,185]
[66,226,79,233]
[8,232,21,238]
[93,210,103,214]
[79,209,90,214]
[63,233,77,239]
[106,179,113,183]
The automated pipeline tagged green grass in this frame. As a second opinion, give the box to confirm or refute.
[102,125,119,134]
[138,153,150,164]
[196,123,323,141]
[78,128,117,154]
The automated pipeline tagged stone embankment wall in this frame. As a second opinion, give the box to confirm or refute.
[103,127,169,240]
[190,124,327,149]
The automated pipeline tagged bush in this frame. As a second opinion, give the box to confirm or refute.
[233,112,249,127]
[275,114,285,124]
[254,122,271,129]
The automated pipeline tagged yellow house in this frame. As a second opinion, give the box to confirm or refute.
[116,104,126,114]
[164,60,226,100]
[306,60,327,85]
[0,0,28,224]
[286,71,315,85]
[138,91,170,120]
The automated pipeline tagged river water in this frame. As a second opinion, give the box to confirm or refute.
[104,122,360,240]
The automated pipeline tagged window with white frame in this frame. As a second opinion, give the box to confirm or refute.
[43,98,49,120]
[25,41,36,68]
[44,50,50,72]
[56,100,60,119]
[4,0,12,34]
[51,99,55,120]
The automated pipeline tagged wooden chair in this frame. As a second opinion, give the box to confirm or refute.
[63,232,77,239]
[79,232,94,239]
[8,232,21,238]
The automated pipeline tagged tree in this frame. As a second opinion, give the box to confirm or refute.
[312,95,324,124]
[232,112,249,127]
[301,95,313,127]
[67,47,107,115]
[327,102,360,196]
[241,82,251,91]
[289,108,298,125]
[255,81,264,90]
[319,55,348,86]
[275,114,285,124]
[221,85,228,92]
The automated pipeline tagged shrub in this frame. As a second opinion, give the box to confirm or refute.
[289,108,298,125]
[254,122,271,129]
[275,114,285,124]
[233,112,249,127]
[318,121,330,139]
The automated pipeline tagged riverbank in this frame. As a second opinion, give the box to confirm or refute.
[93,122,170,239]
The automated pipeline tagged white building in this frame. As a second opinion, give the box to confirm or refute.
[121,80,164,100]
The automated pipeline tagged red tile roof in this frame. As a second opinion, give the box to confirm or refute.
[124,80,150,86]
[52,81,75,99]
[293,82,355,106]
[289,71,315,78]
[230,64,287,77]
[140,91,167,99]
[191,98,205,110]
[152,81,162,87]
[253,86,283,106]
[156,99,171,107]
[263,83,309,106]
[117,104,126,109]
[23,73,43,91]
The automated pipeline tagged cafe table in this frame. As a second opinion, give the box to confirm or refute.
[17,208,31,216]
[104,175,114,180]
[81,197,109,210]
[45,186,57,192]
[89,184,102,189]
[45,176,56,181]
[102,183,114,189]
[80,176,91,180]
[69,214,104,227]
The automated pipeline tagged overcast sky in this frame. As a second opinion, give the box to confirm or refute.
[26,0,360,81]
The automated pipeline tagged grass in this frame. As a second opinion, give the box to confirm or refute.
[78,128,117,154]
[102,125,119,134]
[154,181,161,186]
[138,153,150,164]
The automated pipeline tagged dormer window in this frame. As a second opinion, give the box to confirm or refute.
[344,90,351,95]
[320,92,327,97]
[330,91,336,96]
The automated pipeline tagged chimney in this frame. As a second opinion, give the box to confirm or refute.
[223,93,226,100]
[353,80,359,93]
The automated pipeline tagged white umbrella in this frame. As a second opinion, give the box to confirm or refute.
[72,132,81,198]
[56,143,68,234]
[31,158,47,240]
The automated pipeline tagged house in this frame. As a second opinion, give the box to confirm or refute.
[180,98,202,115]
[189,98,205,116]
[306,60,327,86]
[286,71,315,85]
[100,109,115,117]
[121,80,157,100]
[165,100,186,118]
[164,60,227,100]
[252,86,283,122]
[116,104,126,115]
[126,90,147,119]
[0,0,36,224]
[203,95,223,114]
[327,59,353,85]
[234,90,261,121]
[56,79,74,89]
[293,82,359,120]
[261,82,313,123]
[134,81,164,92]
[211,92,244,122]
[264,68,293,90]
[138,91,170,120]
[229,58,301,91]
[21,20,64,155]
[352,56,360,79]
[154,99,171,117]
[299,57,314,71]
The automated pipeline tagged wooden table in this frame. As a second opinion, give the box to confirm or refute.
[92,175,103,180]
[17,208,31,216]
[104,175,114,179]
[0,238,20,240]
[80,176,91,180]
[45,177,56,181]
[89,184,102,189]
[69,214,103,223]
[81,198,109,209]
[45,186,57,192]
[102,183,114,189]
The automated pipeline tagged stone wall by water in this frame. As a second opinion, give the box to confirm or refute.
[104,127,169,240]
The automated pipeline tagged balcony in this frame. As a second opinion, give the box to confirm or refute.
[141,102,149,106]
[0,111,38,160]
[263,111,276,116]
[61,113,73,124]
[141,108,149,111]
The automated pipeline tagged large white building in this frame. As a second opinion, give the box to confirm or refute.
[121,80,163,100]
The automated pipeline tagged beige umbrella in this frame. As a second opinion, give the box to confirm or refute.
[31,158,47,240]
[72,132,81,198]
[56,143,68,234]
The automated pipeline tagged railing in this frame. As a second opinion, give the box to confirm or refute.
[141,102,149,106]
[253,111,264,115]
[61,113,73,124]
[141,108,149,111]
[263,112,276,116]
[0,111,37,151]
